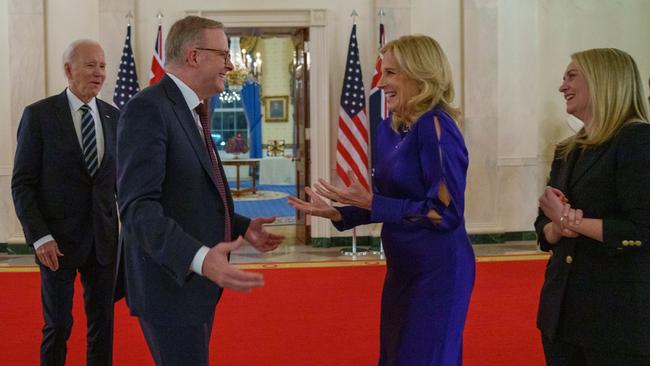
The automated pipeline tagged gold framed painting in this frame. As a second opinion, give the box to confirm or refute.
[264,95,289,122]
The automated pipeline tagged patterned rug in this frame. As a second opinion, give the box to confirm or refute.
[233,190,289,202]
[230,182,296,224]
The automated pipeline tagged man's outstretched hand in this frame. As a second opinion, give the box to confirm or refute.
[202,236,264,292]
[244,217,284,252]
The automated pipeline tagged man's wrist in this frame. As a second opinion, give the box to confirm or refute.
[33,235,54,250]
[190,246,210,275]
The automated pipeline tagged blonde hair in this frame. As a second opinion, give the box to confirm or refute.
[381,34,461,130]
[165,16,223,66]
[557,48,649,159]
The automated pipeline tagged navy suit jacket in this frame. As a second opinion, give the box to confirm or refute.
[12,90,120,268]
[535,122,650,355]
[117,75,250,325]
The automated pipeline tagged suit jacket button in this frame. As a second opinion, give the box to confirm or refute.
[565,256,573,264]
[636,240,642,246]
[622,240,630,246]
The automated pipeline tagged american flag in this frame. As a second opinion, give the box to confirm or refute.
[113,24,140,109]
[336,24,369,191]
[149,24,164,85]
[369,22,387,170]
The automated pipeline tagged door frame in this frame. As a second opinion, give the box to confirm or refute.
[193,9,332,241]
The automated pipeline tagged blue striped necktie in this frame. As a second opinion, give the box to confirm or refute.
[79,104,98,177]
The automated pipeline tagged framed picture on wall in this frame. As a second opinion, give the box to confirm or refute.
[264,95,289,122]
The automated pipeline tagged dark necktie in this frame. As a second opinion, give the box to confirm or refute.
[195,103,232,241]
[80,104,98,176]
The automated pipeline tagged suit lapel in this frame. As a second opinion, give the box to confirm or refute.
[95,100,115,175]
[161,76,222,190]
[554,150,577,193]
[568,143,611,189]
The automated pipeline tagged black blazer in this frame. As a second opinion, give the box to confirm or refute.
[117,75,251,325]
[12,90,120,268]
[535,122,650,355]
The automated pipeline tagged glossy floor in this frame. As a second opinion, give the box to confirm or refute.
[0,225,544,268]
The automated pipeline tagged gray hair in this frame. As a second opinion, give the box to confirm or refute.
[62,39,101,66]
[165,16,223,66]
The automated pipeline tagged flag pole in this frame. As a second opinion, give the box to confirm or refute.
[114,11,141,108]
[370,8,386,259]
[156,10,164,24]
[339,9,368,258]
[350,9,358,24]
[350,9,360,258]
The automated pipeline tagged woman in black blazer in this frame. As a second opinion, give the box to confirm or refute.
[536,48,650,365]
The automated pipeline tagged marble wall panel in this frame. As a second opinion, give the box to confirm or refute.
[463,0,500,232]
[6,0,46,243]
[99,0,137,105]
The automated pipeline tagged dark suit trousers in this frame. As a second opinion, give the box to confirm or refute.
[138,314,215,366]
[542,334,650,366]
[39,251,115,366]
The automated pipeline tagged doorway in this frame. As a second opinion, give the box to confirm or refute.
[219,26,310,244]
[196,9,331,245]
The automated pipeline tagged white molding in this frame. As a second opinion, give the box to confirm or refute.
[466,222,504,234]
[0,165,12,176]
[496,155,555,167]
[191,9,327,28]
[7,234,25,245]
[307,24,331,239]
[496,156,538,167]
[537,154,553,163]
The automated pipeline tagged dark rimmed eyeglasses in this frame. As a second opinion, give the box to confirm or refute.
[195,47,231,64]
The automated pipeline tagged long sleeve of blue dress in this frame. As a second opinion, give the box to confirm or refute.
[333,108,468,234]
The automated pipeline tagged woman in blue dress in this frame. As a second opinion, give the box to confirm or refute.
[289,35,475,365]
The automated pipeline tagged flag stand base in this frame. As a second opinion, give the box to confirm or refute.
[340,247,369,257]
[369,240,384,259]
[340,228,369,257]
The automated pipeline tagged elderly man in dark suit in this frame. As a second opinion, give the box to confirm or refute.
[11,39,120,366]
[117,16,283,366]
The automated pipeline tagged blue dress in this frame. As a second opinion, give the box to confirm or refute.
[334,106,475,366]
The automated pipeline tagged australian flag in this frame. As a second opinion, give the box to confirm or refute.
[114,24,140,109]
[149,24,165,85]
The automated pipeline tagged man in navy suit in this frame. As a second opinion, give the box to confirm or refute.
[117,16,284,365]
[11,40,120,366]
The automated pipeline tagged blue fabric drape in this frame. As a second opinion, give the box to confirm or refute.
[241,81,262,158]
[210,95,221,111]
[209,96,222,147]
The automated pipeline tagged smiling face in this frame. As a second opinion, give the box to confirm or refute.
[377,51,421,116]
[559,61,592,124]
[65,43,106,103]
[196,28,233,97]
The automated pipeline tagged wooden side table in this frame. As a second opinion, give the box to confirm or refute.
[222,158,261,196]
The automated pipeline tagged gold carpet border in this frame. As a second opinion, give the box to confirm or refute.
[0,266,39,272]
[236,254,549,270]
[0,254,549,272]
[237,260,386,270]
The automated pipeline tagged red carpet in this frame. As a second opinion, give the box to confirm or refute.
[0,260,546,365]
